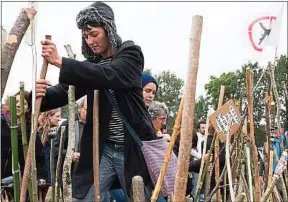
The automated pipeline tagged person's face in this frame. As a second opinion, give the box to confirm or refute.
[280,128,285,134]
[198,123,206,135]
[49,111,61,126]
[15,94,28,117]
[79,100,87,123]
[83,26,111,56]
[142,82,157,107]
[152,111,167,132]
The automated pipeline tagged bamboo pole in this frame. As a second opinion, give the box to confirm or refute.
[214,85,225,201]
[173,15,203,202]
[9,96,20,202]
[62,86,75,201]
[151,97,184,201]
[55,126,66,202]
[20,35,51,202]
[246,68,260,201]
[132,176,145,202]
[1,8,37,98]
[93,90,100,202]
[19,82,33,202]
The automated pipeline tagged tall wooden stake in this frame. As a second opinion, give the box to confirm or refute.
[63,86,75,202]
[93,90,100,202]
[246,68,260,202]
[1,8,37,98]
[214,85,225,201]
[20,35,51,202]
[173,15,203,202]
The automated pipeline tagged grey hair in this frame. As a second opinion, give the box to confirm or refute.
[148,101,169,120]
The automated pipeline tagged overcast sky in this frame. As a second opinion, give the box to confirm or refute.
[1,1,287,100]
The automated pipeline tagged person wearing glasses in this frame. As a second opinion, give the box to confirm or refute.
[148,101,171,142]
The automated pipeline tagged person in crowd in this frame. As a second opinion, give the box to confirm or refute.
[148,101,170,142]
[1,91,46,200]
[109,73,161,202]
[33,2,156,201]
[141,73,158,107]
[37,108,61,185]
[190,132,201,198]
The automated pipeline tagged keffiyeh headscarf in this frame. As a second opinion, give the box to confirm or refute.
[76,1,122,61]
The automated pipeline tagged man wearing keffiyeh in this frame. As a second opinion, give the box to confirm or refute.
[34,1,158,202]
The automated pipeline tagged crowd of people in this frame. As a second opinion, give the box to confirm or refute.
[1,1,288,202]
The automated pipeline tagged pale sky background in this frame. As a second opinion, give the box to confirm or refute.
[1,1,287,101]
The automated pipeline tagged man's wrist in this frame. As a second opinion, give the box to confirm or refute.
[55,56,63,68]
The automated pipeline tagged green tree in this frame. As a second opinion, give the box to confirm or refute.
[143,68,152,74]
[155,71,184,131]
[274,55,288,129]
[194,95,209,126]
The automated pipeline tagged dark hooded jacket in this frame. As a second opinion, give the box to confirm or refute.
[31,40,155,198]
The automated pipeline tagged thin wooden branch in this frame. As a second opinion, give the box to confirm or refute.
[55,126,66,202]
[214,85,225,201]
[151,97,184,201]
[226,120,235,201]
[173,15,203,201]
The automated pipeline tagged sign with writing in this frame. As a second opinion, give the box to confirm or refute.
[209,100,241,142]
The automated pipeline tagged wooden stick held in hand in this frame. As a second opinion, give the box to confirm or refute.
[20,35,51,202]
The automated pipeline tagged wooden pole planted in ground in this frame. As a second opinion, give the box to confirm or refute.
[20,35,51,202]
[246,67,260,202]
[173,15,203,202]
[9,96,20,202]
[214,85,225,201]
[151,97,184,201]
[62,86,75,202]
[1,8,37,98]
[132,176,145,202]
[93,90,100,202]
[226,120,236,201]
[55,126,66,202]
